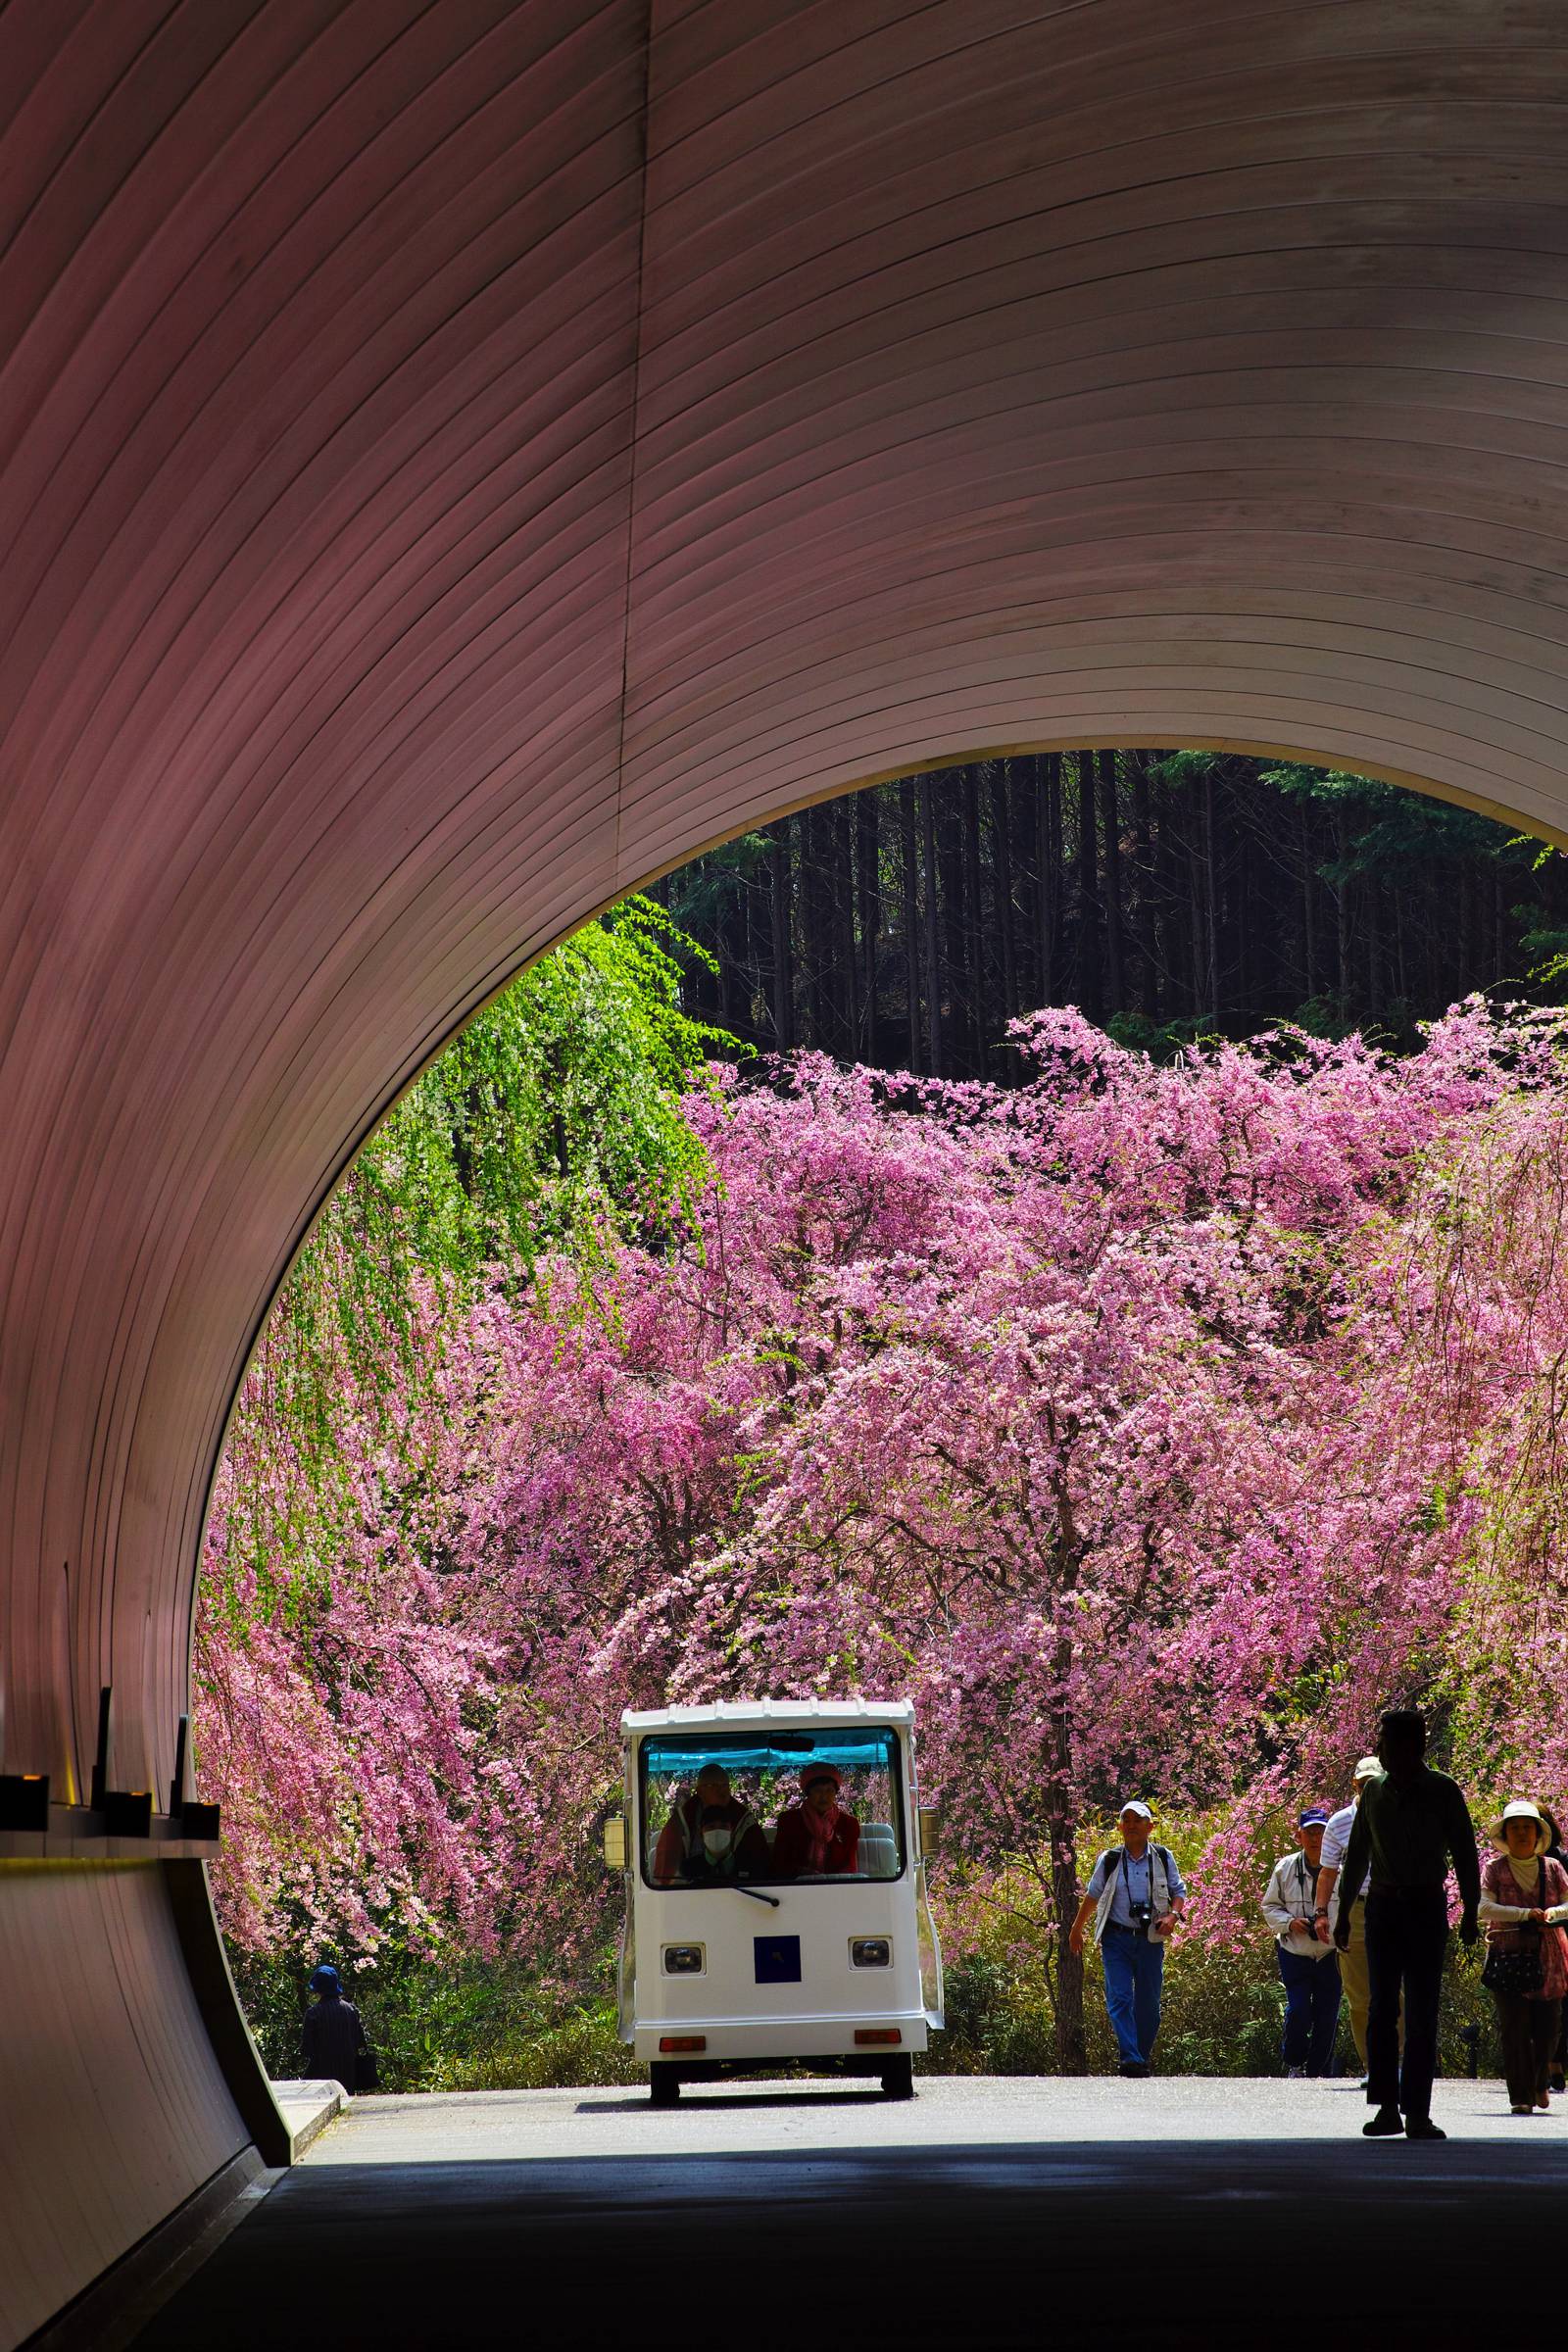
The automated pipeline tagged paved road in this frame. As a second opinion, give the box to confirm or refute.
[138,2076,1568,2349]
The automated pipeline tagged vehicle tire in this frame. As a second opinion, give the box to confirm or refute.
[880,2055,914,2100]
[649,2063,681,2107]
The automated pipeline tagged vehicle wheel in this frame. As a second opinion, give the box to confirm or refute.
[880,2055,914,2100]
[649,2063,681,2107]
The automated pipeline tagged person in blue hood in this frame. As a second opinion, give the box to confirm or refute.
[301,1964,370,2091]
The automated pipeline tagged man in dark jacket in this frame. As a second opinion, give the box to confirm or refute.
[301,1964,368,2090]
[1334,1709,1479,2141]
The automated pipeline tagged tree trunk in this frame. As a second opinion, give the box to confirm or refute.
[963,765,987,1072]
[1036,754,1062,1005]
[1336,808,1352,1017]
[992,760,1017,1036]
[921,773,945,1076]
[1075,752,1102,1018]
[1099,750,1123,1017]
[857,787,880,1058]
[1131,752,1155,1016]
[1200,763,1220,1023]
[900,778,921,1070]
[1049,1630,1088,2074]
[1298,804,1316,1002]
[769,821,794,1051]
[1365,874,1381,1019]
[1459,863,1476,996]
[836,796,859,1057]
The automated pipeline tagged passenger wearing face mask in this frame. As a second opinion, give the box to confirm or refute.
[653,1764,767,1883]
[684,1802,769,1881]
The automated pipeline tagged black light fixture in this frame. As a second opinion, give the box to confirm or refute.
[0,1774,49,1831]
[103,1788,153,1837]
[170,1713,189,1817]
[168,1708,220,1840]
[89,1685,111,1812]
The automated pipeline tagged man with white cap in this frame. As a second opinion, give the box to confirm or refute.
[1261,1807,1342,2077]
[1313,1755,1384,2079]
[1069,1801,1187,2078]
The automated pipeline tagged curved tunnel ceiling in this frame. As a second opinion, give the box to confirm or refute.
[3,2,1568,2331]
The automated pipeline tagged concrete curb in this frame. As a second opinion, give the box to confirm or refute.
[269,2080,349,2160]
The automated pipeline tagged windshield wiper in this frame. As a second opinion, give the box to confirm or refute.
[731,1884,781,1908]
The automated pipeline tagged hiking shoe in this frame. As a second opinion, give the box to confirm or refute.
[1363,2106,1403,2136]
[1287,2065,1308,2080]
[1117,2060,1151,2079]
[1403,2117,1446,2141]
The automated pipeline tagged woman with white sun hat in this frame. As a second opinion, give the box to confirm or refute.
[1478,1800,1568,2114]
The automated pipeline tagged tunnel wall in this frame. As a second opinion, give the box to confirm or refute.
[4,2,1568,2336]
[0,1866,253,2347]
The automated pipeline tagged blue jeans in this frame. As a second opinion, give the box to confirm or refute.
[1277,1944,1341,2074]
[1101,1924,1163,2065]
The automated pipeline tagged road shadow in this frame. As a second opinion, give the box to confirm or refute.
[135,2133,1568,2349]
[578,2084,887,2114]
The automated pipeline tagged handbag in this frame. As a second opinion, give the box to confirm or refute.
[355,2043,380,2091]
[1482,1871,1544,1996]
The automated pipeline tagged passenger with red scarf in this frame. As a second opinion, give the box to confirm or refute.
[772,1765,860,1877]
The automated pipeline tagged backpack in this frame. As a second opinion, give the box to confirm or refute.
[1095,1844,1175,1904]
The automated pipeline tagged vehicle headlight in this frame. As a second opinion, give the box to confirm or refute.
[662,1943,705,1975]
[851,1936,892,1968]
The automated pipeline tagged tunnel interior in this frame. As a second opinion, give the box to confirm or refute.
[5,2,1568,2340]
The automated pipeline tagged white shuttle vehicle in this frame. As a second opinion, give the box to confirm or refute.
[604,1698,944,2102]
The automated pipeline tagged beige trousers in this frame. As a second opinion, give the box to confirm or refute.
[1339,1895,1371,2068]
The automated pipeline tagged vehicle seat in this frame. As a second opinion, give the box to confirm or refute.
[858,1822,897,1878]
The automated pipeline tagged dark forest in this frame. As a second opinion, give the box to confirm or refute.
[659,751,1568,1079]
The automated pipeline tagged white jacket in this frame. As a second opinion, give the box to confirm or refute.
[1091,1843,1180,1943]
[1261,1848,1336,1961]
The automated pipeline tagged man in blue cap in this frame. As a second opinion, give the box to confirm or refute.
[1261,1807,1342,2076]
[301,1963,370,2092]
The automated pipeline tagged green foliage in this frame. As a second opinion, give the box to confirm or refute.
[212,899,732,1619]
[231,1942,639,2091]
[284,894,729,1355]
[1258,762,1532,885]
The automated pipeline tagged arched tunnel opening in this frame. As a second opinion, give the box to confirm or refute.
[6,1,1568,2342]
[190,738,1568,2106]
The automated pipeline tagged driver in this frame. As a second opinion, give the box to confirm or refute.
[772,1764,860,1877]
[653,1764,767,1882]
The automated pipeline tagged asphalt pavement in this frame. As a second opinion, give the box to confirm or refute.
[136,2076,1564,2349]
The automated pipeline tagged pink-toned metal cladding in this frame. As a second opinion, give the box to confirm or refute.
[3,1,1568,2336]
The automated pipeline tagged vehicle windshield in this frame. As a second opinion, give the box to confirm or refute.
[638,1728,906,1887]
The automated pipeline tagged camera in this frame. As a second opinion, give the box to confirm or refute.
[1128,1899,1153,1931]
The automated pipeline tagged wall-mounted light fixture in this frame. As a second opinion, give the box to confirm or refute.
[0,1774,49,1831]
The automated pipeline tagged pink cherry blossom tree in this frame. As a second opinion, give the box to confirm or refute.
[197,990,1568,2069]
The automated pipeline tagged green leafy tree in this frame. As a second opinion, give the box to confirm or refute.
[213,898,731,1616]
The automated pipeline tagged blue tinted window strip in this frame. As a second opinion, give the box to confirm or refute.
[641,1733,897,1775]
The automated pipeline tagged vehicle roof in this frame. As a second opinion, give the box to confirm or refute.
[621,1696,914,1734]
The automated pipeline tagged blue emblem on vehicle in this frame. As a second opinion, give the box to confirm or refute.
[754,1935,802,1984]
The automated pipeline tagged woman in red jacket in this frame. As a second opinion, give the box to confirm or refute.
[772,1765,860,1877]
